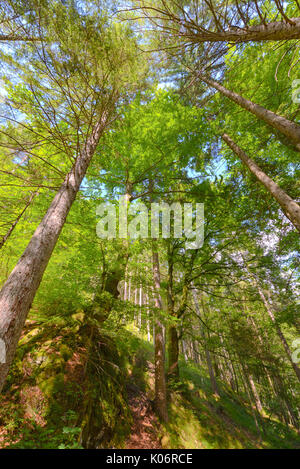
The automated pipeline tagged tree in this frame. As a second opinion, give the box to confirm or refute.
[221,133,300,232]
[135,1,300,45]
[199,73,300,151]
[152,238,168,422]
[0,1,142,391]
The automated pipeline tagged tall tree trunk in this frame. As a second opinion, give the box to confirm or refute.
[0,115,108,392]
[152,239,168,422]
[144,2,300,43]
[188,18,300,43]
[199,74,300,151]
[124,279,128,301]
[146,293,151,342]
[166,243,179,380]
[134,288,138,325]
[239,364,263,440]
[139,285,142,331]
[168,325,179,379]
[121,183,132,301]
[247,372,263,413]
[192,289,220,396]
[222,133,300,232]
[219,334,236,392]
[182,340,188,362]
[128,277,131,301]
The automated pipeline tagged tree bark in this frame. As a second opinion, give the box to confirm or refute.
[247,372,263,413]
[192,289,220,396]
[146,293,151,342]
[199,74,300,151]
[139,285,142,330]
[168,325,179,379]
[190,18,300,43]
[182,340,188,362]
[0,114,108,392]
[152,239,168,422]
[222,133,300,232]
[239,363,263,440]
[166,244,179,380]
[134,287,138,325]
[144,2,300,44]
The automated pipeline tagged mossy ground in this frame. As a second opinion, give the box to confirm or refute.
[0,321,299,449]
[116,326,299,450]
[0,318,132,449]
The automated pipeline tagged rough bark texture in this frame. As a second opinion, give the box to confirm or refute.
[0,116,107,392]
[199,74,300,151]
[190,18,300,43]
[222,133,300,232]
[152,241,168,422]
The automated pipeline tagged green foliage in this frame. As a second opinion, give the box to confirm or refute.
[0,0,299,451]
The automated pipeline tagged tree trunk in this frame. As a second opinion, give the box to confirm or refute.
[152,240,168,422]
[190,18,300,43]
[247,372,263,413]
[239,364,263,440]
[204,339,220,395]
[168,325,179,379]
[134,288,138,325]
[128,277,131,301]
[139,285,142,330]
[121,184,132,302]
[199,74,300,151]
[0,115,108,392]
[146,293,151,342]
[222,133,300,232]
[182,340,188,362]
[192,289,220,396]
[166,244,179,380]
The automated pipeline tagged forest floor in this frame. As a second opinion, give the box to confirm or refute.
[0,321,299,449]
[119,326,300,450]
[125,364,161,449]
